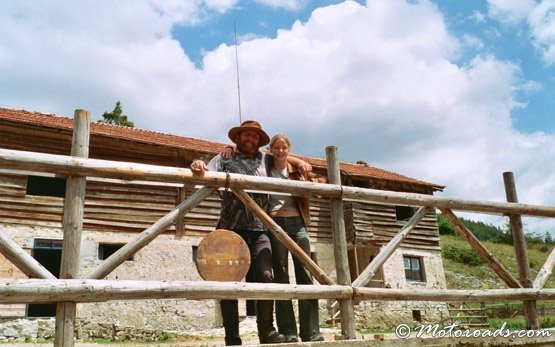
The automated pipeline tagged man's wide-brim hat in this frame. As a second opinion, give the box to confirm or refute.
[228,120,270,147]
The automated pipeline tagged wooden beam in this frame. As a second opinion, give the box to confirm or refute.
[175,185,188,237]
[5,278,555,304]
[504,172,539,329]
[0,279,352,303]
[232,189,334,285]
[82,186,216,280]
[326,146,356,340]
[0,230,56,279]
[439,208,522,289]
[55,109,90,347]
[352,206,429,288]
[534,245,555,289]
[2,149,555,218]
[355,287,555,302]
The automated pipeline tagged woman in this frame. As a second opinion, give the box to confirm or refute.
[266,134,324,343]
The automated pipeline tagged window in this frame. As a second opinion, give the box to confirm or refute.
[27,239,63,317]
[26,176,66,197]
[412,310,422,322]
[98,243,133,261]
[395,206,415,221]
[351,179,369,188]
[404,256,425,282]
[192,245,198,262]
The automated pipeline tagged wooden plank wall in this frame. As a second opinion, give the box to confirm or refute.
[0,173,439,249]
[344,201,440,250]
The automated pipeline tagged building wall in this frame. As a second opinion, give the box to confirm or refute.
[0,225,218,331]
[313,242,448,329]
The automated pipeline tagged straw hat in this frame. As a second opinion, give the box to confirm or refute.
[228,120,270,147]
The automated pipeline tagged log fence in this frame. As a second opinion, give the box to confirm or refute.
[1,110,555,346]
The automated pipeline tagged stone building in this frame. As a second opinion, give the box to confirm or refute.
[0,107,447,339]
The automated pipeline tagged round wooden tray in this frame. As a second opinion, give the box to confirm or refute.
[195,229,251,281]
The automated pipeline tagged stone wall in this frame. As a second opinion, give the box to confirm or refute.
[1,226,449,340]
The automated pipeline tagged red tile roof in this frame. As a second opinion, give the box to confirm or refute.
[0,107,444,191]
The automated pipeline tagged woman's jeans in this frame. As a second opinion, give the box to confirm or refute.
[271,216,321,340]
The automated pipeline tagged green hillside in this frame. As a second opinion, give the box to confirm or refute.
[441,234,555,289]
[437,214,555,289]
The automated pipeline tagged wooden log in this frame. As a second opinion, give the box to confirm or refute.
[326,146,356,340]
[352,206,429,288]
[175,185,187,237]
[55,109,90,347]
[82,186,216,279]
[534,245,555,289]
[2,149,555,218]
[0,230,56,279]
[504,172,539,329]
[0,279,353,303]
[439,208,522,289]
[232,189,334,285]
[355,287,555,302]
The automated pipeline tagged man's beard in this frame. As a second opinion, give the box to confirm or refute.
[236,141,258,156]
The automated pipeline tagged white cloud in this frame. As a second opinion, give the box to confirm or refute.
[488,0,555,65]
[254,0,308,11]
[470,10,487,23]
[528,0,555,64]
[0,0,553,233]
[487,0,536,24]
[146,0,238,24]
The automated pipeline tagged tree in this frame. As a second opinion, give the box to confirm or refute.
[100,101,134,127]
[545,231,553,245]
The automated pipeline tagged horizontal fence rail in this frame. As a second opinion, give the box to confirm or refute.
[0,279,352,303]
[3,279,555,304]
[2,148,555,218]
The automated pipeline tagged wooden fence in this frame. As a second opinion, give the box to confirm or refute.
[1,110,555,346]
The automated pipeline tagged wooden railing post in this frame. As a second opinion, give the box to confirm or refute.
[54,109,90,347]
[503,171,539,329]
[326,146,356,339]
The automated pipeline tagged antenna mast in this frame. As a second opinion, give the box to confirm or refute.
[234,22,242,123]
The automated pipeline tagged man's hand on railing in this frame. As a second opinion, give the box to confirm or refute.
[190,160,209,177]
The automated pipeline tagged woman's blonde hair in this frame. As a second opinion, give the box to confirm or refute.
[269,134,292,150]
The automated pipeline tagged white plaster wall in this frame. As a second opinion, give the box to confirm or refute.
[1,225,219,331]
[312,242,449,328]
[382,246,447,290]
[1,225,450,334]
[78,231,218,330]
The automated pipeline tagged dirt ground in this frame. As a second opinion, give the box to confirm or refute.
[7,319,555,347]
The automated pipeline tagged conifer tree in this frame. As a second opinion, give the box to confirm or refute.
[100,101,134,127]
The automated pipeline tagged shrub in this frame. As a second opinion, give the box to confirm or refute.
[442,245,484,266]
[437,214,456,236]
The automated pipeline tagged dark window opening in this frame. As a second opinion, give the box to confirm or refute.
[404,256,425,282]
[351,179,369,188]
[310,251,318,264]
[26,176,66,197]
[98,243,133,261]
[27,239,63,317]
[348,248,383,288]
[395,206,416,221]
[192,245,198,263]
[413,310,422,322]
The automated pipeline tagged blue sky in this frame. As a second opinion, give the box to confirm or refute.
[1,0,554,234]
[173,0,555,134]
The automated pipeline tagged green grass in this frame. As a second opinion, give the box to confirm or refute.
[440,235,555,327]
[440,235,555,290]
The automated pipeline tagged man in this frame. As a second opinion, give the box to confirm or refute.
[191,120,309,345]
